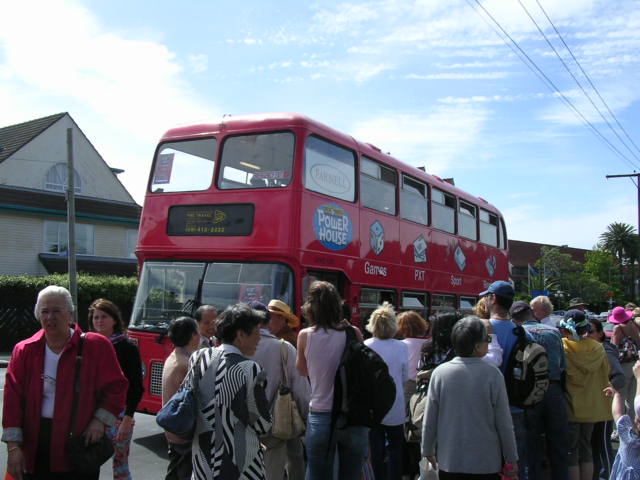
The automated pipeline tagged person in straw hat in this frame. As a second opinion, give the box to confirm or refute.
[267,299,300,347]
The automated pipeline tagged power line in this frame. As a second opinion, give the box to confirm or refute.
[534,0,640,159]
[465,1,551,86]
[519,0,640,167]
[468,0,640,171]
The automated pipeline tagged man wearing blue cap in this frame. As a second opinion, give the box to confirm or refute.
[479,280,527,477]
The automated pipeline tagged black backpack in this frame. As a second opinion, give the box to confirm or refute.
[504,325,550,409]
[332,327,396,427]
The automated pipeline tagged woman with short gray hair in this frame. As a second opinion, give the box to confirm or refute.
[422,316,518,480]
[364,302,409,480]
[3,285,127,479]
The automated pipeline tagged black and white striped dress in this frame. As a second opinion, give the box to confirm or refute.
[189,344,271,480]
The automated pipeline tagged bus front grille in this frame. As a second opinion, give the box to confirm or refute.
[150,361,164,396]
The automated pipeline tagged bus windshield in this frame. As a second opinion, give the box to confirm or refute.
[129,260,294,330]
[151,138,218,193]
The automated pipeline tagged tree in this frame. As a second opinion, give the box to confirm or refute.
[531,247,581,307]
[598,222,639,299]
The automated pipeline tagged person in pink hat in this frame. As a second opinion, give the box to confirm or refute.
[610,306,640,421]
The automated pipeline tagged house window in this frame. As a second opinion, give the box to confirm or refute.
[126,230,138,258]
[44,221,94,255]
[44,164,81,193]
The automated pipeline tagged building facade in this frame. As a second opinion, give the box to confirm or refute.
[0,113,140,276]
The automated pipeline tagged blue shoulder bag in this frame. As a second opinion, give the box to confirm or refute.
[156,347,219,439]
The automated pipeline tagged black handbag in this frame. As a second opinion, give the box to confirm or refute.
[65,334,115,474]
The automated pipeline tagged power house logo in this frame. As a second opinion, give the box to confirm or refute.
[313,203,352,251]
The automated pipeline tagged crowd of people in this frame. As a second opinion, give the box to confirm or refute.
[2,281,640,480]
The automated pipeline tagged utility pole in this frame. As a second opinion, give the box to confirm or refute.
[606,173,640,232]
[67,128,78,323]
[606,173,640,300]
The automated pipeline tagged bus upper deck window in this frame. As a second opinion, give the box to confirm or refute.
[150,138,218,193]
[432,188,455,234]
[218,132,295,190]
[304,135,356,202]
[360,157,397,215]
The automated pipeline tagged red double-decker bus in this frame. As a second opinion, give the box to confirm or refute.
[128,113,509,413]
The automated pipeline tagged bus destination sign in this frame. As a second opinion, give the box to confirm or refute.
[167,204,254,236]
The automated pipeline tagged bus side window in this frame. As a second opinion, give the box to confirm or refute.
[400,175,428,225]
[480,210,498,247]
[304,135,356,202]
[432,188,455,234]
[360,157,397,215]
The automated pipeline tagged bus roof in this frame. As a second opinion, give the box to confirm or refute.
[160,112,502,215]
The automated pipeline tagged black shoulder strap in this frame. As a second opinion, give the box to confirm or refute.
[512,324,526,339]
[344,326,357,344]
[69,333,84,438]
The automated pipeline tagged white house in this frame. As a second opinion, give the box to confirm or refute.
[0,113,141,276]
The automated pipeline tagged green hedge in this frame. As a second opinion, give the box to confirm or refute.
[0,274,139,350]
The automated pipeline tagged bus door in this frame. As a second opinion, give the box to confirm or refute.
[302,269,351,318]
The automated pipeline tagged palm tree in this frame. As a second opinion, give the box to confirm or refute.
[599,222,638,297]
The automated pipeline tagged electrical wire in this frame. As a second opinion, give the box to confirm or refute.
[467,0,640,171]
[534,0,640,159]
[520,0,640,167]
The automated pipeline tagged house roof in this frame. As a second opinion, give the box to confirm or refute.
[0,113,67,163]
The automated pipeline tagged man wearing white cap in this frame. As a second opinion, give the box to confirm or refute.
[267,299,300,347]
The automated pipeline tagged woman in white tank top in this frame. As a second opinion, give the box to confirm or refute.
[296,281,367,480]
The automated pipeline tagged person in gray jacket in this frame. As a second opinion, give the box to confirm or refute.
[421,316,518,480]
[249,301,310,480]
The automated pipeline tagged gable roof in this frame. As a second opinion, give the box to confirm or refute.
[0,113,67,163]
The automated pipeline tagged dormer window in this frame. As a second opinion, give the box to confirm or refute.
[44,163,81,193]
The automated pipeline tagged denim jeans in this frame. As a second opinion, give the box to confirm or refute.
[511,411,527,480]
[524,383,569,480]
[305,411,369,480]
[369,424,404,480]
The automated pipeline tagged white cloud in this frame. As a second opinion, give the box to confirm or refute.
[187,54,208,73]
[406,72,509,80]
[312,3,381,35]
[0,0,220,203]
[349,105,490,173]
[503,196,637,250]
[438,60,512,69]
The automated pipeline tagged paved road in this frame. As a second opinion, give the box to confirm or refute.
[0,368,171,479]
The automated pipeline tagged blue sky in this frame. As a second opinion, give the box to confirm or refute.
[2,0,640,250]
